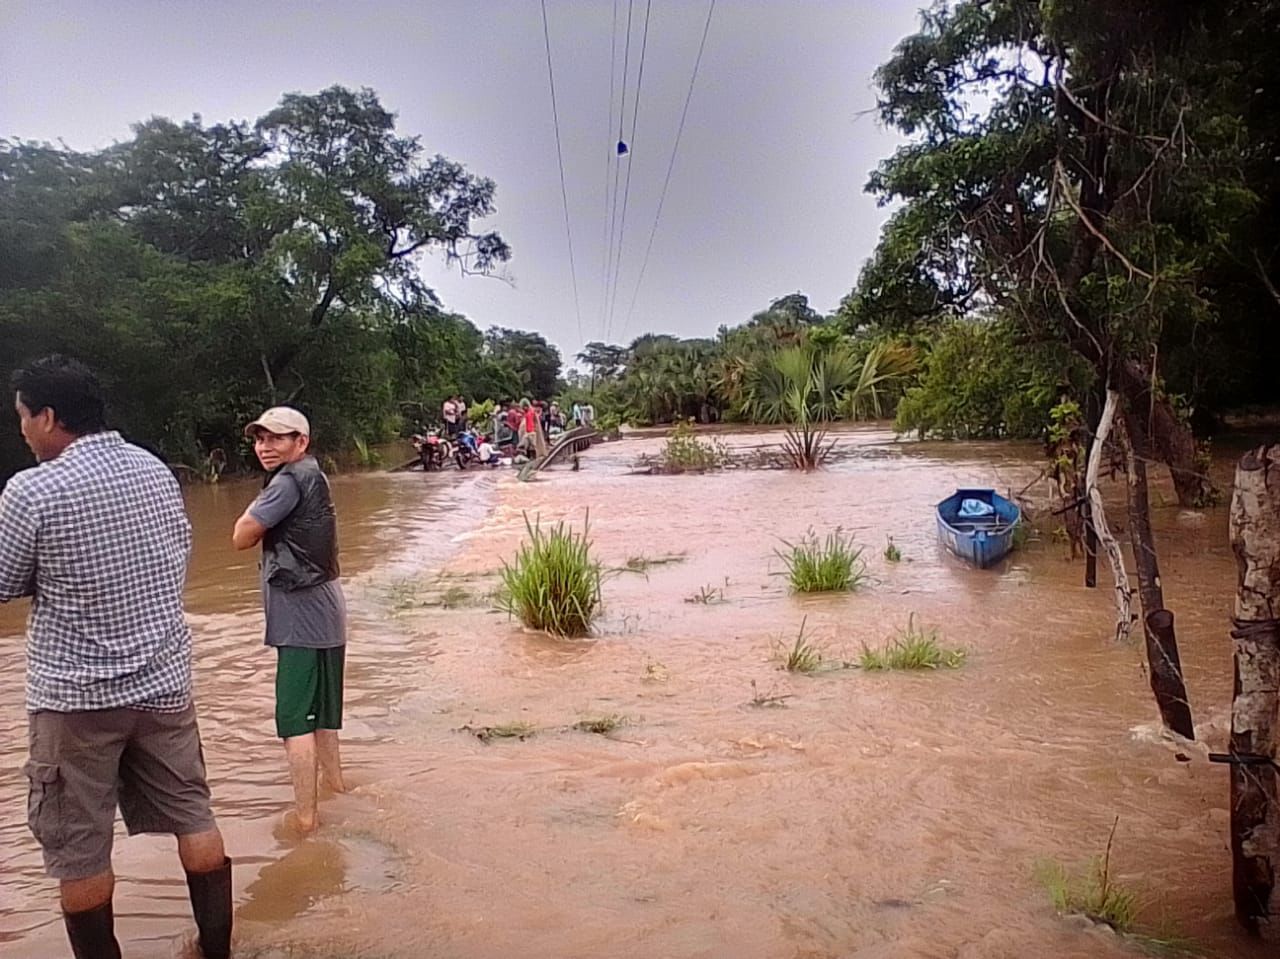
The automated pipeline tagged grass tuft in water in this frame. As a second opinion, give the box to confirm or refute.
[883,537,902,563]
[460,721,537,743]
[499,513,601,637]
[438,585,473,609]
[618,553,686,575]
[684,583,726,605]
[572,714,626,735]
[774,617,826,673]
[859,615,965,671]
[1035,817,1139,931]
[777,528,867,593]
[748,679,792,708]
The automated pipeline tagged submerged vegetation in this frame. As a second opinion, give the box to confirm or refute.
[774,618,827,674]
[571,715,626,735]
[859,616,965,671]
[777,529,867,593]
[1035,820,1141,936]
[655,420,731,472]
[498,514,601,637]
[617,553,686,575]
[460,721,537,743]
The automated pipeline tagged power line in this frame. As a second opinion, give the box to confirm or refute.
[602,0,635,340]
[598,0,621,344]
[604,0,653,338]
[618,0,716,342]
[540,0,584,344]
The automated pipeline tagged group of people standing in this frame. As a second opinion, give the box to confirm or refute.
[2,356,349,958]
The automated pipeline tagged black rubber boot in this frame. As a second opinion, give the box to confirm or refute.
[62,900,122,959]
[185,856,232,959]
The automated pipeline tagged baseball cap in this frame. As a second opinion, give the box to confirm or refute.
[244,406,311,437]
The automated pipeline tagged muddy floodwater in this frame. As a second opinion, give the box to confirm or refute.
[0,426,1272,959]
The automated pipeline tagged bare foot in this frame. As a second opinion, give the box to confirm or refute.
[278,809,319,838]
[321,776,348,795]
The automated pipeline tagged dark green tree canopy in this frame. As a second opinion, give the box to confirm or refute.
[0,86,532,483]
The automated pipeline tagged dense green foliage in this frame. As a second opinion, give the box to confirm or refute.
[896,320,1091,439]
[849,0,1280,501]
[1,86,562,483]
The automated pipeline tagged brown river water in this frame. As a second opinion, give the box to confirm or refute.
[0,426,1272,959]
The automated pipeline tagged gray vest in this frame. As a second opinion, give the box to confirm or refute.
[262,456,340,590]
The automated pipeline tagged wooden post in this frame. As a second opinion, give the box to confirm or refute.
[1086,389,1134,643]
[1084,500,1098,588]
[1144,610,1194,739]
[1228,444,1280,938]
[1124,412,1195,739]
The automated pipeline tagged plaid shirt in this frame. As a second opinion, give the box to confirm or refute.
[0,432,193,712]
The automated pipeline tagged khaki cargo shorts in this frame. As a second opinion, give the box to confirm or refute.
[24,704,216,880]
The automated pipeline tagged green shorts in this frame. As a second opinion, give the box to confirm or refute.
[275,646,345,739]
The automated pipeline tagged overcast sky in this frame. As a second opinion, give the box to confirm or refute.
[1,0,921,363]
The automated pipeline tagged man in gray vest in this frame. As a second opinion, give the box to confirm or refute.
[232,406,347,834]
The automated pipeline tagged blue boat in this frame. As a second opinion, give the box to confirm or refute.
[935,488,1021,568]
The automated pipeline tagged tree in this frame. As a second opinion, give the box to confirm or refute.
[751,292,822,327]
[575,341,627,393]
[0,86,513,484]
[484,327,562,399]
[861,0,1280,858]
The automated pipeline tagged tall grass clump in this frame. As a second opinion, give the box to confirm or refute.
[859,615,965,670]
[499,513,601,637]
[777,528,867,592]
[1035,819,1140,932]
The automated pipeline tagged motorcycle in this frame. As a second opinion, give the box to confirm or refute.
[453,429,480,469]
[410,430,451,471]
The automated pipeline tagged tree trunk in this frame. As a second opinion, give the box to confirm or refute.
[1086,389,1135,643]
[1123,412,1195,739]
[1227,444,1280,938]
[1118,357,1215,508]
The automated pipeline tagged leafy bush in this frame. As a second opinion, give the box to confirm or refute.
[499,514,601,637]
[660,420,730,471]
[895,319,1092,440]
[777,528,867,592]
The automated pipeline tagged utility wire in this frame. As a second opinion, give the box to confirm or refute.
[604,0,653,338]
[599,0,621,344]
[540,0,584,344]
[618,0,716,341]
[602,0,635,340]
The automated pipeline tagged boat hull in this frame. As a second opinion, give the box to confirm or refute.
[935,488,1021,569]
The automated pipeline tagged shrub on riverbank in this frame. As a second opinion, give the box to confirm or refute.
[499,514,601,637]
[659,420,731,472]
[778,529,867,592]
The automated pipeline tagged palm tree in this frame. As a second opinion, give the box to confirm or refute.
[741,341,919,469]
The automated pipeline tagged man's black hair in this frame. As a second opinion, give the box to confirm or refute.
[10,355,108,435]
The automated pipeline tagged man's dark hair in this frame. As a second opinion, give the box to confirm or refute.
[10,355,108,435]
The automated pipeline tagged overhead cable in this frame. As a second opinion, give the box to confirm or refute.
[605,0,653,338]
[618,0,716,341]
[540,0,584,344]
[601,0,635,338]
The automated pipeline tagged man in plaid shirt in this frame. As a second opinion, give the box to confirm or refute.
[0,356,231,959]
